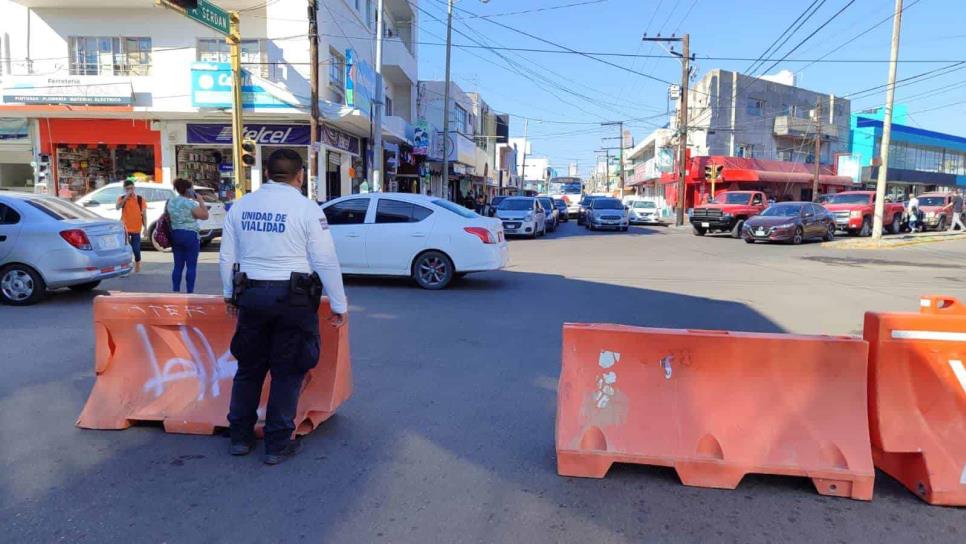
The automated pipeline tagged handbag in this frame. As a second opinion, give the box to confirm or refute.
[152,201,173,249]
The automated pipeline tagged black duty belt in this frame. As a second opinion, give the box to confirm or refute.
[247,279,290,288]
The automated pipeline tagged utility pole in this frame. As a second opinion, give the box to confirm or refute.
[229,11,245,199]
[601,121,625,198]
[812,97,821,201]
[520,118,528,188]
[441,0,455,199]
[308,0,320,200]
[643,33,690,226]
[873,0,903,240]
[372,0,385,192]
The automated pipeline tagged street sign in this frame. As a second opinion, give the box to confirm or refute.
[157,0,230,36]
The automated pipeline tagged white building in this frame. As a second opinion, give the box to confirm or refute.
[0,0,419,201]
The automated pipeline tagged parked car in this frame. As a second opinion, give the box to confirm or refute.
[585,197,629,231]
[627,199,661,224]
[916,192,958,231]
[690,191,768,237]
[76,181,226,250]
[0,193,132,305]
[538,197,559,232]
[742,202,836,245]
[553,198,569,222]
[487,195,507,217]
[576,195,601,226]
[824,191,905,236]
[320,193,508,290]
[494,196,547,238]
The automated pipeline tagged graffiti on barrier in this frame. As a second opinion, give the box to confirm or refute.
[139,324,237,400]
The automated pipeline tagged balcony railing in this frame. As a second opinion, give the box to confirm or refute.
[774,115,839,138]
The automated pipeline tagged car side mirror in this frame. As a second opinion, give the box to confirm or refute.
[82,200,99,207]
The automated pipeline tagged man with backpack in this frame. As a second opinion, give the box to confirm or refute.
[116,178,147,273]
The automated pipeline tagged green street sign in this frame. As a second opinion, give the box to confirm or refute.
[160,0,231,36]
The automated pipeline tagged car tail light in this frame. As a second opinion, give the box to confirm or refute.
[60,229,92,250]
[464,226,496,244]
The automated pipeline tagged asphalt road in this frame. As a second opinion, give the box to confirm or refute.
[2,221,965,542]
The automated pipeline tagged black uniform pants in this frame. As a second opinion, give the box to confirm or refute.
[227,285,321,453]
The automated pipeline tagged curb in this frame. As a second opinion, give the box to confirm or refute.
[821,232,966,250]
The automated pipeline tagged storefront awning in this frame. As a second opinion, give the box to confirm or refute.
[723,168,856,186]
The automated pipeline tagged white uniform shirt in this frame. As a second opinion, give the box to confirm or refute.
[219,182,348,314]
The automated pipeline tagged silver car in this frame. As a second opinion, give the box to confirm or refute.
[0,193,133,305]
[586,197,630,231]
[495,197,547,238]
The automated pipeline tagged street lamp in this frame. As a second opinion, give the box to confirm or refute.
[441,0,490,200]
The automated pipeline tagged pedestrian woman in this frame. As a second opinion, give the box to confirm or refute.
[168,178,209,293]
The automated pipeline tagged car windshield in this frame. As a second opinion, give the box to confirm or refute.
[553,199,566,206]
[631,201,656,209]
[592,199,623,210]
[27,197,101,220]
[826,193,871,205]
[539,198,554,210]
[432,199,478,218]
[490,196,506,207]
[761,204,804,217]
[195,189,220,203]
[499,198,534,211]
[713,193,752,205]
[918,197,946,207]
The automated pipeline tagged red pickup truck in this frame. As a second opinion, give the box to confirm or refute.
[823,191,905,236]
[690,191,768,238]
[917,192,959,231]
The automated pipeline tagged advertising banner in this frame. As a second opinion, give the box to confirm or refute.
[344,49,376,115]
[191,62,294,110]
[186,124,310,145]
[2,75,132,106]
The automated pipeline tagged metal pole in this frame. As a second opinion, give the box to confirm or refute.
[618,120,625,199]
[676,34,690,226]
[441,0,454,199]
[229,11,245,199]
[520,118,528,188]
[812,97,821,201]
[873,0,903,240]
[308,0,320,200]
[373,0,385,192]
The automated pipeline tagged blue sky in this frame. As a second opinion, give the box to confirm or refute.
[415,0,966,177]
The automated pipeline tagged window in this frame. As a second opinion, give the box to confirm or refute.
[329,48,346,92]
[142,188,174,202]
[0,203,21,225]
[366,0,374,27]
[375,199,433,223]
[433,199,478,218]
[69,37,151,76]
[746,98,764,116]
[453,105,468,134]
[27,197,100,220]
[88,186,124,205]
[736,144,754,158]
[324,198,369,225]
[385,95,393,117]
[199,39,272,79]
[751,194,763,206]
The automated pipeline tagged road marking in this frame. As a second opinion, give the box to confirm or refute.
[891,330,966,342]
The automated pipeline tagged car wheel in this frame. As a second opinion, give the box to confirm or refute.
[412,251,454,290]
[824,223,835,242]
[692,226,706,236]
[859,217,872,237]
[69,280,101,292]
[730,219,745,239]
[0,264,46,306]
[888,215,900,235]
[744,237,755,244]
[149,224,172,253]
[791,227,804,245]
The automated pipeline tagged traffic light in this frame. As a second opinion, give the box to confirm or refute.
[166,0,199,9]
[241,139,256,167]
[704,164,723,181]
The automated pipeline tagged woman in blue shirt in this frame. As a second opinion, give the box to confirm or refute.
[168,178,209,293]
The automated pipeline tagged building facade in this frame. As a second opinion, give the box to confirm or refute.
[0,0,419,201]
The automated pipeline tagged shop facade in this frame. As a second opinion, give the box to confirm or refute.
[0,118,34,192]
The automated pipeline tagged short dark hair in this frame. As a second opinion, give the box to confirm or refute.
[123,179,135,188]
[266,148,303,182]
[173,178,192,195]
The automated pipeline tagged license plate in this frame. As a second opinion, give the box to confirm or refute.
[701,222,710,228]
[756,229,766,236]
[98,234,121,250]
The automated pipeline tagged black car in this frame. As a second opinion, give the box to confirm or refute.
[487,195,507,217]
[576,195,600,225]
[553,198,569,222]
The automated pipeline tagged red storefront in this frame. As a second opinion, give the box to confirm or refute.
[38,119,162,199]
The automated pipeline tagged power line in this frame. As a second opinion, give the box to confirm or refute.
[456,0,607,19]
[756,0,857,76]
[746,0,825,75]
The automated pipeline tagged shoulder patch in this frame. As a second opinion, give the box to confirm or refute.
[319,214,329,230]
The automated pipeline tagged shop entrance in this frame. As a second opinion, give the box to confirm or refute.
[326,151,342,200]
[262,145,308,196]
[176,146,236,199]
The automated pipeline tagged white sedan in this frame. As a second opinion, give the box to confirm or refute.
[320,193,508,289]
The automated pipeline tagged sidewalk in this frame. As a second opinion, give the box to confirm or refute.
[823,229,966,249]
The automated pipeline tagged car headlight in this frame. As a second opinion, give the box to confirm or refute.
[775,223,795,229]
[722,213,733,219]
[926,212,935,218]
[525,213,533,221]
[850,210,862,218]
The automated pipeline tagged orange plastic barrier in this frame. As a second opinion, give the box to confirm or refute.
[76,293,351,436]
[865,295,966,506]
[556,324,874,500]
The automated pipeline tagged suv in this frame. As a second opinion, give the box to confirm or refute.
[916,193,958,231]
[690,191,767,237]
[76,182,226,249]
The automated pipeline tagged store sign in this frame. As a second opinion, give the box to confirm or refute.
[412,118,435,156]
[190,62,294,110]
[321,125,361,155]
[1,75,133,106]
[187,123,310,145]
[345,49,376,115]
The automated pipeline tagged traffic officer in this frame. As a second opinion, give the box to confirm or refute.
[219,148,347,465]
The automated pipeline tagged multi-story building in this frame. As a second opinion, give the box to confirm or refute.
[848,105,966,194]
[416,80,478,201]
[0,0,419,201]
[681,69,850,167]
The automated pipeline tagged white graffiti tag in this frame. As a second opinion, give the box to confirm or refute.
[140,325,237,400]
[594,350,620,409]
